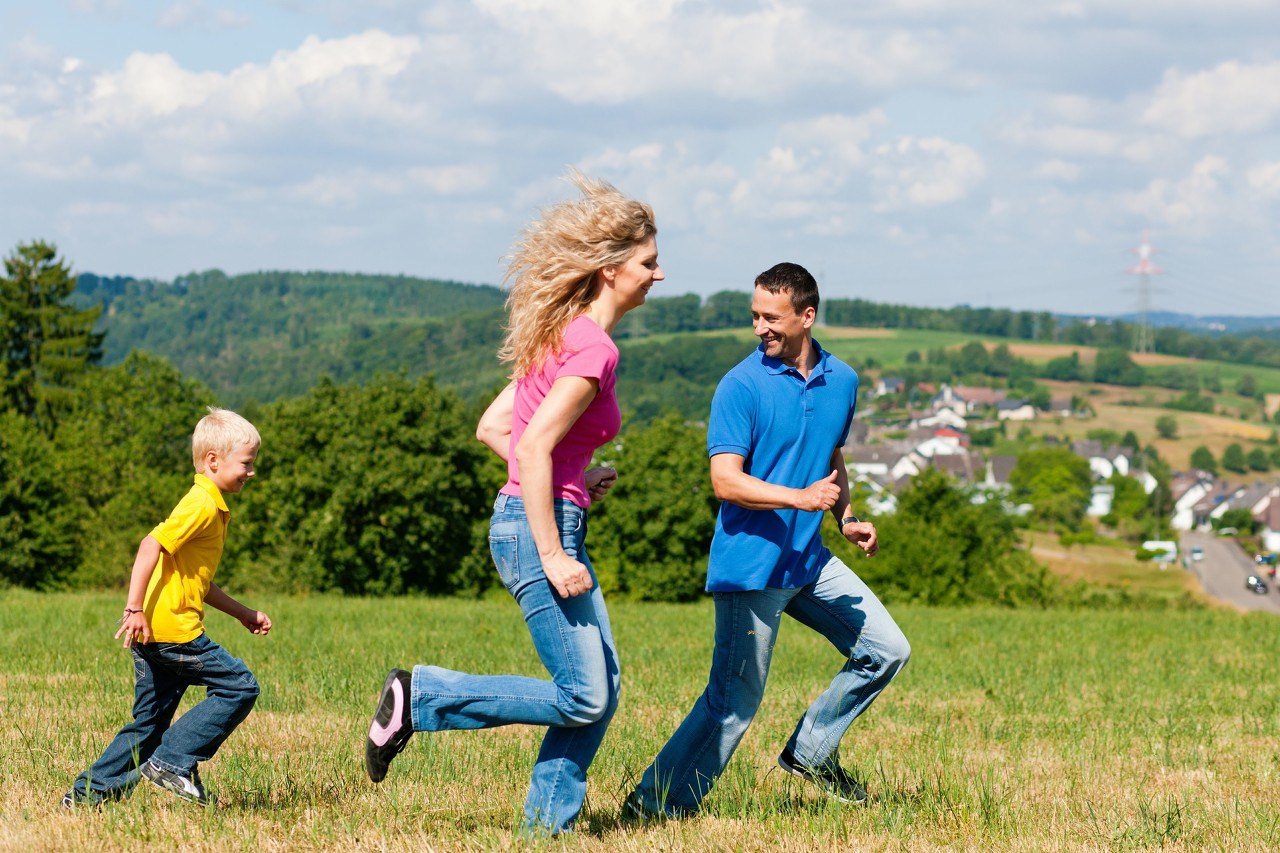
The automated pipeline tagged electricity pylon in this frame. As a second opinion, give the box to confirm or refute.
[1127,230,1162,354]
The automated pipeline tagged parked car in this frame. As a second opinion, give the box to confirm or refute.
[1190,547,1205,562]
[1246,575,1269,595]
[1255,553,1277,566]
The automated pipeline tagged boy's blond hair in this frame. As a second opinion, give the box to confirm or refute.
[192,407,261,470]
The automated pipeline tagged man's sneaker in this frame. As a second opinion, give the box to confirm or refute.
[140,760,216,807]
[366,668,413,783]
[778,748,867,805]
[620,791,666,823]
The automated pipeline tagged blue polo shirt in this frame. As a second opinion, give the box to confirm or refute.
[706,340,858,591]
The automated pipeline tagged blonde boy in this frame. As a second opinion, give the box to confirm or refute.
[63,408,271,808]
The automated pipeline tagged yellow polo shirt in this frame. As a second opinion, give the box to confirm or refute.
[142,474,230,643]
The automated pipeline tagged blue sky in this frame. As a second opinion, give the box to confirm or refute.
[2,1,1278,316]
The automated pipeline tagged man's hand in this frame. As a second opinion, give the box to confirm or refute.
[585,466,618,503]
[796,470,840,512]
[541,550,594,599]
[841,519,879,557]
[115,611,153,648]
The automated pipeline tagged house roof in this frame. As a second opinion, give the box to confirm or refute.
[987,455,1018,484]
[954,386,1006,405]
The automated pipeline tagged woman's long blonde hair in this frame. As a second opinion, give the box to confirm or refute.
[499,170,656,379]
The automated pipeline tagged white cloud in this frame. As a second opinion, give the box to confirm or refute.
[82,31,420,127]
[1143,60,1280,138]
[469,1,953,103]
[158,1,251,31]
[1246,162,1280,198]
[1034,159,1081,182]
[1002,118,1126,158]
[1122,155,1230,228]
[871,136,987,211]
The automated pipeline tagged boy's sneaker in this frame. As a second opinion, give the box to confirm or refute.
[61,789,107,809]
[140,760,216,807]
[366,668,413,783]
[778,748,867,805]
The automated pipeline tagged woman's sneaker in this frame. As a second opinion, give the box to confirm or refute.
[366,668,413,783]
[778,748,867,805]
[140,760,217,807]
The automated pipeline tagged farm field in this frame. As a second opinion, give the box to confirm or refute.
[5,590,1280,851]
[809,326,1280,399]
[1027,532,1206,600]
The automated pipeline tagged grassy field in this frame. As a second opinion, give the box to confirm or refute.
[5,588,1280,851]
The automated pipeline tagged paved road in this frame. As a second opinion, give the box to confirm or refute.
[1181,530,1280,614]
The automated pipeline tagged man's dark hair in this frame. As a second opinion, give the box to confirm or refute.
[755,262,818,314]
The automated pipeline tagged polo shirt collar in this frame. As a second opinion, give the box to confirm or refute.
[758,338,831,376]
[194,473,230,512]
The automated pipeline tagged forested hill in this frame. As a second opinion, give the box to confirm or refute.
[76,270,512,407]
[75,268,1280,413]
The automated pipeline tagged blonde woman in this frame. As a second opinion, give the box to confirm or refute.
[365,172,663,835]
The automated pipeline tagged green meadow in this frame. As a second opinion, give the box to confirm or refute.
[5,590,1280,851]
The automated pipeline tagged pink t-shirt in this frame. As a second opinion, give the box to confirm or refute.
[501,315,622,508]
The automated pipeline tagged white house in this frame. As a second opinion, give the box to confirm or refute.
[1170,474,1215,531]
[1087,484,1115,517]
[996,399,1037,421]
[912,408,968,430]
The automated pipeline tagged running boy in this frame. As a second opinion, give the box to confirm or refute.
[63,408,271,809]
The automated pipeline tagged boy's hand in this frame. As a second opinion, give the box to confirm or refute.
[241,611,272,635]
[115,611,153,648]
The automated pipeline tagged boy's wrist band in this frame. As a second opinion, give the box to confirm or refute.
[123,608,143,614]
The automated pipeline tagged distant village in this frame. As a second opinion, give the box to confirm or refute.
[845,379,1280,556]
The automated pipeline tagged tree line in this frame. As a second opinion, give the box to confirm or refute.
[0,241,1203,606]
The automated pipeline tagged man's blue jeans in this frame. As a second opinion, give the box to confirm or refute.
[410,494,620,835]
[631,554,910,815]
[72,633,260,799]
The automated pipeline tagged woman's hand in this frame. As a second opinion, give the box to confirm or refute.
[541,550,594,598]
[585,466,617,503]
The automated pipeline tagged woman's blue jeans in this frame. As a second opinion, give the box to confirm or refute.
[410,494,620,835]
[631,554,910,815]
[71,633,260,799]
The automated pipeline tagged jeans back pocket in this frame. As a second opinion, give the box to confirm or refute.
[489,533,520,590]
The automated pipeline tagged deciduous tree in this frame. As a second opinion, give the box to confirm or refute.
[589,413,718,601]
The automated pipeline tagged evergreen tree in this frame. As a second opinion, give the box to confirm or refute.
[0,412,80,588]
[0,241,103,432]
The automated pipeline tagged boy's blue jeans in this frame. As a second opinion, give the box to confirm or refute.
[72,633,260,799]
[630,555,911,815]
[410,494,620,836]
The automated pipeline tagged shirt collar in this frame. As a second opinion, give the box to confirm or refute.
[194,473,230,512]
[757,338,830,376]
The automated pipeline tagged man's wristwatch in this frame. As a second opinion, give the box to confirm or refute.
[840,516,860,528]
